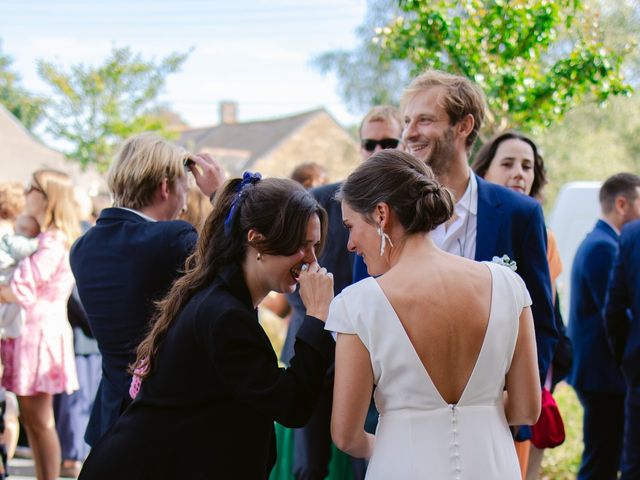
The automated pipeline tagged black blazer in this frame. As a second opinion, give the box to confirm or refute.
[70,208,197,445]
[78,263,335,480]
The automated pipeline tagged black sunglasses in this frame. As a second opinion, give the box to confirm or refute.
[361,138,400,152]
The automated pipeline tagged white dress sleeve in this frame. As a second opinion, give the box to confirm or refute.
[324,293,357,335]
[511,269,533,310]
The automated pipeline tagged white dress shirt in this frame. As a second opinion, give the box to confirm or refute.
[430,170,478,259]
[119,207,157,222]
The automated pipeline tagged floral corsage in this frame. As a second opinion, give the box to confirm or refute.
[492,254,517,271]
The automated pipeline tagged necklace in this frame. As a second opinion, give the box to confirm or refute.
[456,175,474,259]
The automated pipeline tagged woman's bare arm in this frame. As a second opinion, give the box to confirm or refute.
[331,333,375,458]
[504,306,541,425]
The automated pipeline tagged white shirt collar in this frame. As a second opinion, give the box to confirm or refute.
[453,169,478,216]
[118,207,157,223]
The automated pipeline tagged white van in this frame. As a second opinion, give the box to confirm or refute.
[548,181,601,320]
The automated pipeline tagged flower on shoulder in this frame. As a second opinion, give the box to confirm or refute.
[492,254,517,272]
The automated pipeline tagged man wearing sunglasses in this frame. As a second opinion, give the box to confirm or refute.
[359,105,403,160]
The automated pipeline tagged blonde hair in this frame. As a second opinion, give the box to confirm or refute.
[108,133,188,210]
[0,182,26,221]
[32,169,81,247]
[401,70,486,150]
[178,185,213,232]
[359,105,402,139]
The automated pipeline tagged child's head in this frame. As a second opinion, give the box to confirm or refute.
[15,214,40,238]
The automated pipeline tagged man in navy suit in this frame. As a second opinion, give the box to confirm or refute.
[369,70,556,384]
[282,106,403,480]
[569,173,640,479]
[70,133,225,446]
[605,213,640,480]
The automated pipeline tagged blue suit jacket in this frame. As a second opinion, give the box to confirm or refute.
[605,219,640,388]
[353,175,557,382]
[70,208,197,445]
[282,182,353,366]
[568,220,625,394]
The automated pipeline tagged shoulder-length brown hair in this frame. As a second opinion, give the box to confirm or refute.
[471,131,547,199]
[133,175,327,379]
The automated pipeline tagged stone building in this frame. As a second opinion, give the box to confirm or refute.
[177,104,360,181]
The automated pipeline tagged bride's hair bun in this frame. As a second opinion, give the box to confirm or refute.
[339,150,454,233]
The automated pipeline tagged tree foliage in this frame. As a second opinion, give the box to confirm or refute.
[0,43,47,131]
[377,0,632,135]
[38,46,189,171]
[313,0,412,112]
[316,0,633,138]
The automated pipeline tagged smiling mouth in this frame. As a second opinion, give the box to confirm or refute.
[408,142,430,154]
[290,265,302,282]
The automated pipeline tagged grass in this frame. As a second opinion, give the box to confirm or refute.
[539,382,583,479]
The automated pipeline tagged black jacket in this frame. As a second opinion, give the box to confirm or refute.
[79,262,335,480]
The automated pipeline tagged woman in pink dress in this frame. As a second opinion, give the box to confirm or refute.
[0,170,80,480]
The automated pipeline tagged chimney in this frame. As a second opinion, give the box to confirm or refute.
[219,101,238,125]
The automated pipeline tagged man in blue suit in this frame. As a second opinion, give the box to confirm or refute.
[357,70,557,385]
[282,106,403,480]
[70,133,225,446]
[605,214,640,480]
[569,173,640,479]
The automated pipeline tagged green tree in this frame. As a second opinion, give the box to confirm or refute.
[317,0,632,138]
[0,43,47,131]
[38,46,189,172]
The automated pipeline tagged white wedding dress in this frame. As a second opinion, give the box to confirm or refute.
[326,262,531,480]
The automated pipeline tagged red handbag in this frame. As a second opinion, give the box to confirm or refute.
[530,387,565,449]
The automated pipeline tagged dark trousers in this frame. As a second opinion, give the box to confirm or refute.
[53,354,102,461]
[292,379,366,480]
[576,389,625,480]
[621,386,640,480]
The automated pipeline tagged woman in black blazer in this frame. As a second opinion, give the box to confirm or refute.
[79,173,336,479]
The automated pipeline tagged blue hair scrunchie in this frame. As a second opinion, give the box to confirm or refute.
[223,171,262,236]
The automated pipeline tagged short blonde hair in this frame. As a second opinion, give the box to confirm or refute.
[108,133,188,210]
[401,70,486,150]
[32,169,80,246]
[359,105,402,139]
[0,182,26,221]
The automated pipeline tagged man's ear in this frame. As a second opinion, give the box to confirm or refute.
[614,195,629,216]
[456,114,475,140]
[159,178,171,201]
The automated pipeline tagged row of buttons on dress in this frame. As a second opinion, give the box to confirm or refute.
[450,404,461,480]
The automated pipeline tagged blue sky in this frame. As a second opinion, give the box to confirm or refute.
[0,0,367,128]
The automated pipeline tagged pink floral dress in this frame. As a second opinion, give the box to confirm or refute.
[1,230,79,395]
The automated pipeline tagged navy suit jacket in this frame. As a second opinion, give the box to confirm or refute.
[605,219,640,388]
[353,175,557,382]
[475,176,556,382]
[568,220,625,394]
[282,182,353,365]
[70,208,197,445]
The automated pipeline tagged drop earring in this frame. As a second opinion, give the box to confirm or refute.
[377,226,394,256]
[256,252,262,261]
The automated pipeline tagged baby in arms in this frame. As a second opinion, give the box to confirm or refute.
[0,214,40,338]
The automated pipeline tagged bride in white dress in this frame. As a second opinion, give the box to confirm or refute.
[323,150,541,479]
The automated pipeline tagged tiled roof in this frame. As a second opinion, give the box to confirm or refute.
[177,108,325,168]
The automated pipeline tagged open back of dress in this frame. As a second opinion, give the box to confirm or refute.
[326,262,531,480]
